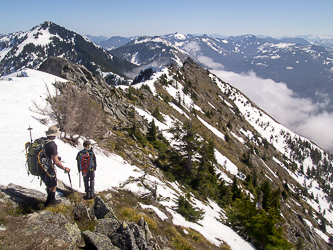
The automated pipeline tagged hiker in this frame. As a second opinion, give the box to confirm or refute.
[77,140,97,199]
[41,126,70,206]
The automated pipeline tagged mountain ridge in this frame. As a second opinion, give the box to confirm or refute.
[0,21,137,81]
[103,32,333,111]
[1,21,333,248]
[1,55,333,249]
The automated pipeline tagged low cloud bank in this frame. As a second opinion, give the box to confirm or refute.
[183,41,225,70]
[212,70,333,153]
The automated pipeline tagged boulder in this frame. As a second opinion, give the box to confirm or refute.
[4,183,45,205]
[38,56,69,78]
[22,210,81,248]
[94,196,118,220]
[74,202,91,221]
[128,222,150,250]
[110,221,139,250]
[1,183,70,206]
[138,217,153,243]
[82,230,120,250]
[95,218,121,238]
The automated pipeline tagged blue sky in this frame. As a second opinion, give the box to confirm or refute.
[1,0,332,37]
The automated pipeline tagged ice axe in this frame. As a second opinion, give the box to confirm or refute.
[28,125,33,143]
[79,171,81,188]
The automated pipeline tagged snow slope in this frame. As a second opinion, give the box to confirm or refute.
[0,69,255,249]
[120,65,333,244]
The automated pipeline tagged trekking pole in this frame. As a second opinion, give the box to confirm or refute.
[66,170,76,205]
[79,171,81,188]
[28,126,33,143]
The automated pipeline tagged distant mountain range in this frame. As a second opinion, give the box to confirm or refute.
[87,34,333,48]
[98,36,131,50]
[1,22,333,110]
[83,35,109,44]
[88,33,333,111]
[299,35,333,48]
[110,36,190,68]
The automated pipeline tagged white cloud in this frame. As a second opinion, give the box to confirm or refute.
[183,41,224,70]
[212,69,333,153]
[197,55,224,70]
[182,41,201,55]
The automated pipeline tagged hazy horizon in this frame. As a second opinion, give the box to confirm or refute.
[1,0,332,38]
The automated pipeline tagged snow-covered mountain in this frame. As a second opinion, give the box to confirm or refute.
[3,21,332,107]
[0,65,256,250]
[164,34,333,105]
[299,35,333,48]
[2,54,333,248]
[0,21,137,78]
[2,21,333,248]
[106,33,333,110]
[110,36,190,67]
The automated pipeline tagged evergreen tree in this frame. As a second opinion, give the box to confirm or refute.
[295,237,305,250]
[193,140,218,197]
[231,175,243,201]
[152,106,164,122]
[260,180,272,210]
[176,195,204,222]
[218,180,233,206]
[225,197,292,249]
[169,121,200,177]
[128,118,147,147]
[182,122,197,176]
[147,119,157,142]
[319,215,327,233]
[307,166,311,177]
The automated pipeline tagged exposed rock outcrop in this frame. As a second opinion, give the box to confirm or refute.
[1,183,70,206]
[0,184,159,249]
[82,230,120,250]
[39,57,135,127]
[23,210,81,249]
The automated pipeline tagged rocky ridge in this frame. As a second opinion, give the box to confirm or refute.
[0,183,160,249]
[21,57,333,249]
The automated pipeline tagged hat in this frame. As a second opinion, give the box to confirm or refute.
[45,126,61,136]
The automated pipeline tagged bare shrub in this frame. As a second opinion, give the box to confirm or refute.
[46,83,107,143]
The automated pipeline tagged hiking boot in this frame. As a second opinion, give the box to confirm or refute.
[90,193,95,199]
[83,193,90,199]
[47,199,61,206]
[45,191,56,207]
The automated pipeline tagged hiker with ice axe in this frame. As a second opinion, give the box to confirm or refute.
[41,126,71,206]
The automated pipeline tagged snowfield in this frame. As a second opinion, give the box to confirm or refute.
[0,68,256,249]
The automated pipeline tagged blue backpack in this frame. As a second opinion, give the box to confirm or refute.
[76,149,96,176]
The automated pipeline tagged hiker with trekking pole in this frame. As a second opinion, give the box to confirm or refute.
[76,140,97,199]
[25,125,79,206]
[41,126,71,206]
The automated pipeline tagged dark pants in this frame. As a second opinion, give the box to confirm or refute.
[83,171,95,195]
[40,171,57,206]
[40,171,57,189]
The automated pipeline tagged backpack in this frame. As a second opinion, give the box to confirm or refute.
[77,149,95,176]
[25,138,55,177]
